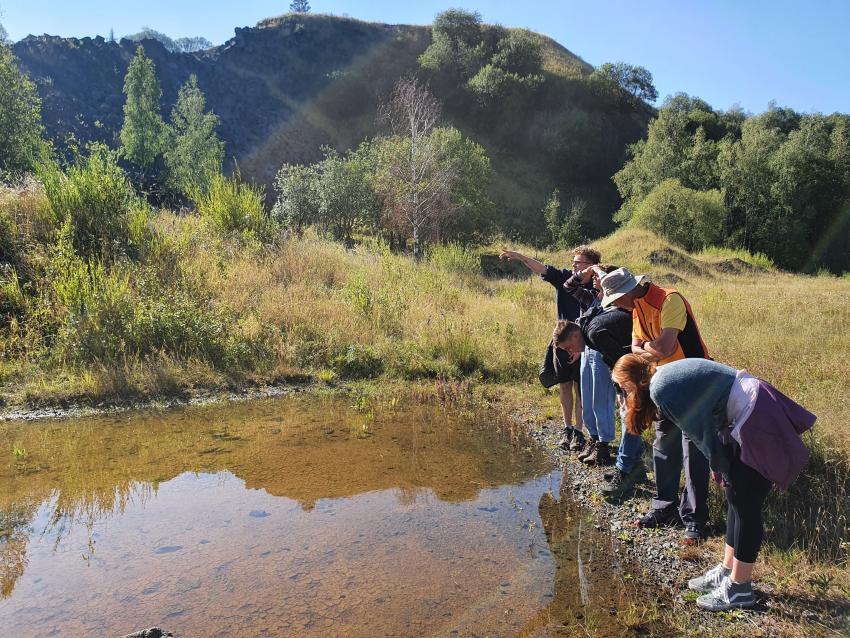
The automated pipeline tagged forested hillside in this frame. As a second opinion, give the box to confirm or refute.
[10,12,652,241]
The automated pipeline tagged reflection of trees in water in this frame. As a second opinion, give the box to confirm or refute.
[1,509,31,599]
[0,481,154,599]
[0,398,552,604]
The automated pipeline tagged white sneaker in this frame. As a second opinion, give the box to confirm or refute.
[696,576,755,612]
[687,562,731,593]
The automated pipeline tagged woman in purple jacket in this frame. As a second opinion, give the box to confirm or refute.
[612,354,816,612]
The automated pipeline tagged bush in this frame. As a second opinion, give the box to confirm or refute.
[630,179,726,252]
[46,238,272,369]
[38,145,137,261]
[427,243,480,275]
[330,344,384,379]
[193,172,269,241]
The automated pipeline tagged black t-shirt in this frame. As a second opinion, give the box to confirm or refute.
[541,265,584,321]
[577,305,634,369]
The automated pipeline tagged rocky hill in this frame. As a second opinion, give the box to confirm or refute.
[12,13,653,239]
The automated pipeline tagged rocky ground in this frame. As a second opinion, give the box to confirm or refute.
[522,413,850,637]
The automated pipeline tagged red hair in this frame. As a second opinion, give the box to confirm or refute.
[611,354,658,435]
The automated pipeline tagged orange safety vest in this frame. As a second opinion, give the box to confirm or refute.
[632,284,710,366]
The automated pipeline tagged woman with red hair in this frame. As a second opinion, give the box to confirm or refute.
[611,354,815,611]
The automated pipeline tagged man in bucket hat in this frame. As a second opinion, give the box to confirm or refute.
[599,267,711,544]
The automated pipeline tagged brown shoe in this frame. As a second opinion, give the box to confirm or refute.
[568,430,586,452]
[577,439,597,461]
[556,427,576,449]
[582,441,613,466]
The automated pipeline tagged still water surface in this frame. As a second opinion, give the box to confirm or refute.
[0,396,640,636]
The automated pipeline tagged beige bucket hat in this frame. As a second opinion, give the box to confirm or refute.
[599,267,649,308]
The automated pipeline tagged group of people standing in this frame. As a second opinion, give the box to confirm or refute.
[499,246,815,612]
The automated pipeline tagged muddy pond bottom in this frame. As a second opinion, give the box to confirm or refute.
[1,397,636,637]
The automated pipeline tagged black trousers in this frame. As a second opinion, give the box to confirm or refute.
[724,451,773,563]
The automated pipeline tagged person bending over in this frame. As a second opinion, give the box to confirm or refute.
[612,354,815,611]
[599,267,711,544]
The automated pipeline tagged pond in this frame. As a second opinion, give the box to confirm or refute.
[0,395,647,637]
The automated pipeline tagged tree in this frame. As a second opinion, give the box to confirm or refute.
[426,126,492,242]
[124,28,212,53]
[590,62,658,105]
[315,145,380,244]
[272,163,319,235]
[542,189,589,248]
[173,36,213,52]
[543,188,561,246]
[290,0,311,13]
[124,27,177,51]
[466,32,544,107]
[613,108,693,220]
[0,3,8,44]
[119,46,167,173]
[717,117,785,257]
[375,77,452,258]
[419,9,487,81]
[0,46,48,176]
[164,74,224,196]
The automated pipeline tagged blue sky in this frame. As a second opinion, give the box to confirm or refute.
[3,0,849,115]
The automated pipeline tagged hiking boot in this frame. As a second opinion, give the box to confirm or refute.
[556,427,576,449]
[601,464,646,498]
[577,439,597,461]
[682,522,707,545]
[688,563,731,593]
[696,577,755,612]
[582,441,613,466]
[634,505,680,529]
[568,430,586,452]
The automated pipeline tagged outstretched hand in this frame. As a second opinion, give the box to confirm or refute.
[499,250,520,262]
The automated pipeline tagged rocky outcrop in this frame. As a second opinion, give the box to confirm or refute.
[119,628,173,638]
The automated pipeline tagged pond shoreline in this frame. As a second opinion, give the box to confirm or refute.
[0,382,306,422]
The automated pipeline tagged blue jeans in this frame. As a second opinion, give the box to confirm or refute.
[579,347,615,443]
[615,399,644,473]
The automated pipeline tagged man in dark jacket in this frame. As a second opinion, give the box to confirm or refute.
[500,246,600,451]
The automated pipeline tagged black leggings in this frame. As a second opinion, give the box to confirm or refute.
[724,452,773,563]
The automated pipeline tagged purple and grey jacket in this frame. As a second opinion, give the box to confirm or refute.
[649,359,815,489]
[736,380,816,489]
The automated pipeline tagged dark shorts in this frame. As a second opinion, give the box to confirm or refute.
[539,341,581,388]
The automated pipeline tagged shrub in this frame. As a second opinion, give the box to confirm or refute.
[427,243,480,276]
[330,344,384,379]
[38,145,137,261]
[192,172,269,241]
[630,178,726,252]
[271,163,319,235]
[46,238,272,370]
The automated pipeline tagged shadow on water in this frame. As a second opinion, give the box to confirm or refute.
[519,480,675,638]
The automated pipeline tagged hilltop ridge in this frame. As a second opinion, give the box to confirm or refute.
[11,12,652,239]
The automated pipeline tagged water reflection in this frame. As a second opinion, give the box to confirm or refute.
[0,397,659,637]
